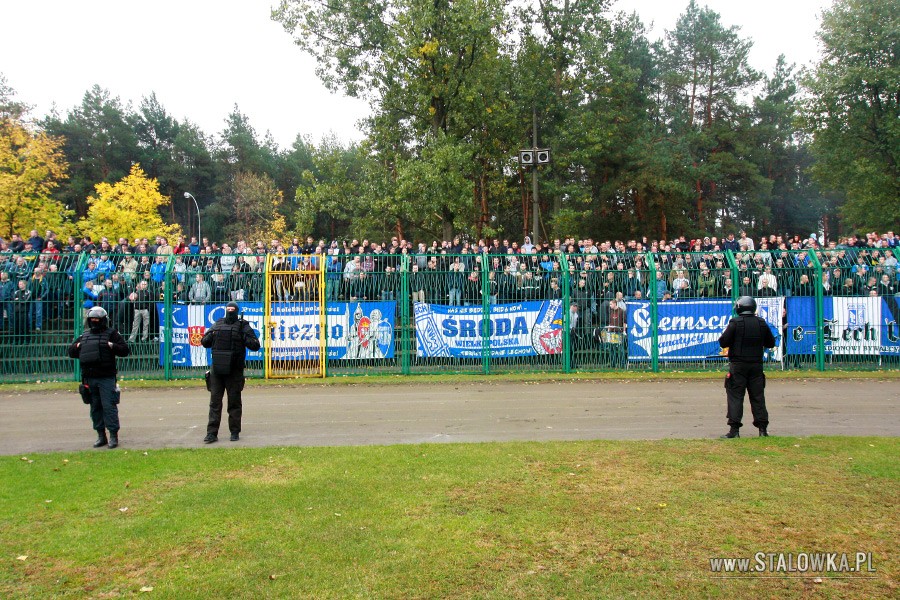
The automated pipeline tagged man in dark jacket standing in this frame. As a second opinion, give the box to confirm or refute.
[68,307,130,448]
[201,301,260,443]
[718,296,776,438]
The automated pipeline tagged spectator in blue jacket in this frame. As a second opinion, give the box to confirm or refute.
[27,230,45,253]
[654,270,668,299]
[82,260,100,284]
[96,254,116,278]
[722,233,740,252]
[150,255,167,285]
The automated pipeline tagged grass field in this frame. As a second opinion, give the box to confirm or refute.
[2,437,896,599]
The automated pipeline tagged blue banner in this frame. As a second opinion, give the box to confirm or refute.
[627,299,783,362]
[158,302,265,367]
[414,300,563,358]
[269,301,395,360]
[786,296,900,356]
[159,301,396,366]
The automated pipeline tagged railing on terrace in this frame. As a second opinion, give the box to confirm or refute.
[0,249,896,383]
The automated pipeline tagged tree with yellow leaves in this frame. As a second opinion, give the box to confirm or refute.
[0,118,71,238]
[79,163,181,242]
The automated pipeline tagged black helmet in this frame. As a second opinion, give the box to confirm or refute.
[87,306,109,329]
[735,296,757,315]
[225,301,239,313]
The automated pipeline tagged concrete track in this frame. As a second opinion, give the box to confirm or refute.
[0,379,896,454]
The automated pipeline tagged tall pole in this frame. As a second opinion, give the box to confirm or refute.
[184,192,201,246]
[531,106,540,245]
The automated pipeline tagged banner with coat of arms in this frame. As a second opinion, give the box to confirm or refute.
[413,300,563,358]
[158,303,265,367]
[157,301,396,366]
[786,295,900,355]
[269,301,395,360]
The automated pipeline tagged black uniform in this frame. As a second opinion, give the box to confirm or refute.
[68,326,130,440]
[718,313,776,432]
[201,313,260,439]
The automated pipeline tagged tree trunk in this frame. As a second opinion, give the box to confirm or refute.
[441,206,454,242]
[695,170,703,230]
[689,56,698,128]
[520,169,529,240]
[634,190,645,227]
[479,173,489,235]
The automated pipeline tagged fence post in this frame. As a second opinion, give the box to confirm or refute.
[481,253,490,375]
[809,250,825,371]
[647,252,659,373]
[163,254,175,380]
[562,252,571,374]
[401,253,410,375]
[318,254,327,378]
[263,254,271,380]
[724,250,739,308]
[72,253,89,382]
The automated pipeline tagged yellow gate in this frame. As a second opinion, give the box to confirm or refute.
[264,254,326,378]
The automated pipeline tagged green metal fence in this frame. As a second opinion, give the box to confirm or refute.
[645,251,737,371]
[2,249,898,383]
[0,251,81,382]
[812,247,900,370]
[326,251,404,376]
[165,253,266,381]
[407,253,493,375]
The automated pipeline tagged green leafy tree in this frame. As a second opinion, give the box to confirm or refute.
[218,106,278,177]
[512,0,613,237]
[545,11,688,240]
[294,138,379,240]
[275,135,316,224]
[201,107,280,242]
[42,86,140,217]
[748,57,823,237]
[659,1,765,233]
[171,120,219,240]
[225,171,287,243]
[133,95,220,237]
[274,0,517,240]
[803,0,899,232]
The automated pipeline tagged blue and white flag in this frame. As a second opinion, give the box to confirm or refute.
[787,295,900,356]
[755,297,785,361]
[414,300,563,358]
[160,301,396,365]
[158,303,265,367]
[269,301,395,360]
[626,299,783,362]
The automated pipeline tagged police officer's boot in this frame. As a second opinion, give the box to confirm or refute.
[758,427,768,437]
[108,431,119,449]
[720,426,740,439]
[93,431,108,448]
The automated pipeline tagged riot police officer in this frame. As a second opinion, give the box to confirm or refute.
[68,306,130,448]
[201,301,260,443]
[718,296,776,438]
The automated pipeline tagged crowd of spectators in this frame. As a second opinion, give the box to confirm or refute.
[1,228,897,345]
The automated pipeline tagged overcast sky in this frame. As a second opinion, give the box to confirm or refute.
[1,0,831,149]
